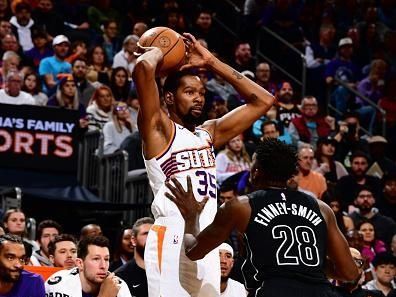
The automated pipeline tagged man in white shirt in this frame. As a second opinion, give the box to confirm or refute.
[112,35,139,77]
[219,243,247,297]
[0,70,35,105]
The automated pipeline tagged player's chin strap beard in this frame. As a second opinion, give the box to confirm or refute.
[181,111,204,127]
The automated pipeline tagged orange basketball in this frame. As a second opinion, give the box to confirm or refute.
[139,27,186,75]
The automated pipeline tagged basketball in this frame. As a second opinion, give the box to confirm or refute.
[139,27,186,75]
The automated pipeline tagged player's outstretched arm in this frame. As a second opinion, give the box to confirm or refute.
[182,33,275,148]
[132,46,173,158]
[318,200,359,282]
[165,176,250,260]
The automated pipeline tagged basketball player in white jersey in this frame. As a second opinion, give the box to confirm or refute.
[132,33,275,297]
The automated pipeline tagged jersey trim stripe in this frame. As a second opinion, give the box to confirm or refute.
[155,122,176,160]
[196,126,213,144]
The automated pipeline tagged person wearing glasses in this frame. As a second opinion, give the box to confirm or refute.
[103,101,136,154]
[336,247,385,297]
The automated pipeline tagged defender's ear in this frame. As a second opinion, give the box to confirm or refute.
[164,91,174,105]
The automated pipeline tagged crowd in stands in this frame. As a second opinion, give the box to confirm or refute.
[1,0,396,296]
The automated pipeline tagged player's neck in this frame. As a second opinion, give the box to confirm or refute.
[135,251,145,270]
[220,280,228,293]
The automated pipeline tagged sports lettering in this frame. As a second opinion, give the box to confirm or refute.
[0,130,73,157]
[45,293,70,297]
[254,202,323,227]
[175,147,215,171]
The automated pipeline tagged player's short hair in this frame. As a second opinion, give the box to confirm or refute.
[77,235,109,260]
[350,150,370,163]
[36,220,62,240]
[48,234,77,256]
[163,68,200,95]
[0,234,24,251]
[255,138,297,183]
[132,217,154,237]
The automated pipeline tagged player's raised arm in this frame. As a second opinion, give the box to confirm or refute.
[182,33,275,148]
[318,200,360,282]
[132,46,173,158]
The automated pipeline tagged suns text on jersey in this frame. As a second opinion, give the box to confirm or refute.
[175,147,215,171]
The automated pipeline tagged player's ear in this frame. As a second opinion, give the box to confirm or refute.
[164,91,174,105]
[75,257,84,269]
[49,255,55,264]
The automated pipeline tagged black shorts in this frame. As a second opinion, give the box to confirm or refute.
[250,278,340,297]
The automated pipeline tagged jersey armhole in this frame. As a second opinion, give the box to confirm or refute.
[154,121,176,160]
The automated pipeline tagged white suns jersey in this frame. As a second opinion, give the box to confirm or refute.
[145,122,217,228]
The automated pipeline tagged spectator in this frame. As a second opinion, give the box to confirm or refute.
[30,220,62,267]
[0,234,45,297]
[363,253,396,296]
[38,34,72,95]
[312,136,348,184]
[0,70,35,105]
[79,224,102,240]
[288,96,332,149]
[206,68,238,105]
[357,59,387,106]
[94,19,122,64]
[357,220,387,264]
[31,0,64,39]
[295,144,327,199]
[47,234,77,270]
[0,50,20,88]
[367,136,396,178]
[335,151,382,211]
[274,81,301,133]
[378,173,396,221]
[323,191,354,234]
[9,1,35,51]
[305,24,336,70]
[115,217,154,296]
[23,29,53,68]
[191,9,220,54]
[112,35,139,77]
[109,227,134,272]
[219,243,247,297]
[336,247,384,297]
[47,74,86,117]
[349,186,396,245]
[86,45,111,85]
[86,85,114,131]
[260,120,292,145]
[333,112,370,168]
[103,102,136,155]
[72,57,96,108]
[21,71,48,106]
[0,20,12,39]
[255,62,277,95]
[132,22,147,38]
[216,134,251,185]
[231,41,255,73]
[65,40,88,64]
[110,67,130,102]
[45,236,131,296]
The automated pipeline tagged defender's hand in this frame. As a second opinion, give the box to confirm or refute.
[165,175,208,222]
[181,33,214,70]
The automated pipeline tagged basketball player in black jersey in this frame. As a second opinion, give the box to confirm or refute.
[165,138,360,297]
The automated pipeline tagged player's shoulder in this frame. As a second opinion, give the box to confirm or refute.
[45,267,79,286]
[21,269,44,281]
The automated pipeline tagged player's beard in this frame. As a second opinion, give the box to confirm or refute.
[0,266,21,283]
[220,275,230,282]
[182,109,205,126]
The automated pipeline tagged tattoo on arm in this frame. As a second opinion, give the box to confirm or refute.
[249,93,258,103]
[232,70,243,80]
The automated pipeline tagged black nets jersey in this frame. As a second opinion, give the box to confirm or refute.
[242,189,328,289]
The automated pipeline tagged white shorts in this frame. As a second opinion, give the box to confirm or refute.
[144,216,220,297]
